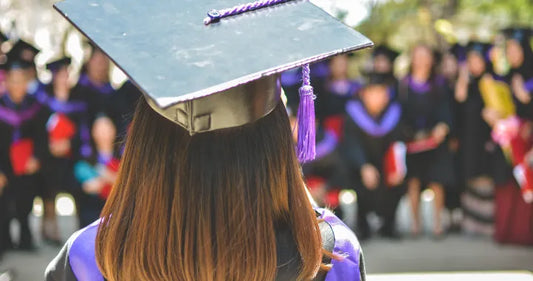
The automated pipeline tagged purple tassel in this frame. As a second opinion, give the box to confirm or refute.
[297,64,316,163]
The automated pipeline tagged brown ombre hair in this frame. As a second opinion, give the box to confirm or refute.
[95,99,323,281]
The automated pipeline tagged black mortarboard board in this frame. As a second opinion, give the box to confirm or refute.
[449,43,466,63]
[502,27,532,44]
[46,56,72,72]
[4,46,33,71]
[10,39,40,65]
[54,0,372,135]
[0,31,7,42]
[372,45,399,62]
[365,72,391,87]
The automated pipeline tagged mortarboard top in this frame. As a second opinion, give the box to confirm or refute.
[10,40,40,64]
[54,0,372,135]
[449,43,466,63]
[3,46,33,71]
[0,32,7,42]
[372,45,399,62]
[365,72,391,87]
[46,56,72,72]
[502,27,532,44]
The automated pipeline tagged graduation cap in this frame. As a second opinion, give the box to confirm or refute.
[46,56,72,72]
[365,72,392,87]
[372,45,400,62]
[54,0,372,162]
[0,31,7,42]
[10,40,40,65]
[449,43,466,63]
[502,27,532,45]
[3,46,33,71]
[466,41,492,62]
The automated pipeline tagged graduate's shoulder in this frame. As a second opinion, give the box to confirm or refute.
[45,220,104,281]
[315,208,366,281]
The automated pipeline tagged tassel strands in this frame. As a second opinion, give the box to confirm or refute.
[297,64,316,163]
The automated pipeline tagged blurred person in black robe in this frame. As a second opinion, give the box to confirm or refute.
[112,80,142,151]
[503,28,533,120]
[342,73,405,240]
[40,57,91,244]
[72,43,115,125]
[454,42,506,235]
[0,146,8,257]
[9,40,47,103]
[440,43,465,232]
[320,54,363,125]
[399,44,454,238]
[73,115,120,228]
[0,55,48,250]
[371,45,399,100]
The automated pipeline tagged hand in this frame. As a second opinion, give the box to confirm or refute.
[100,168,118,185]
[49,139,71,157]
[82,178,105,195]
[481,108,501,128]
[455,65,469,103]
[512,74,531,104]
[432,123,449,144]
[361,164,380,190]
[523,191,533,204]
[25,157,40,175]
[0,173,7,195]
[388,172,405,187]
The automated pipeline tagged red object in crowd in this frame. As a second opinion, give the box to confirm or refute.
[494,117,533,203]
[47,113,77,141]
[494,181,533,245]
[325,189,340,209]
[305,176,340,209]
[9,139,34,176]
[323,115,344,141]
[513,163,533,203]
[406,137,439,154]
[383,142,407,187]
[99,158,121,200]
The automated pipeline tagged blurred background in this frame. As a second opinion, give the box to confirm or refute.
[0,0,532,280]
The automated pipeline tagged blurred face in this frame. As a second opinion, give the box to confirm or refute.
[411,45,434,75]
[440,53,458,80]
[374,54,392,74]
[53,67,70,95]
[506,40,524,68]
[87,50,110,83]
[361,84,389,116]
[92,116,116,150]
[329,54,349,80]
[467,52,486,77]
[6,69,29,104]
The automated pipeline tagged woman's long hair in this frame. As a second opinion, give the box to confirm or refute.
[95,99,322,281]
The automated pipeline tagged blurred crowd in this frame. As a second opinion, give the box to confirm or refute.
[0,26,532,261]
[283,27,533,243]
[0,35,141,256]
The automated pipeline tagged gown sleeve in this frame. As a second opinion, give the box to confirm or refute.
[45,220,104,281]
[45,235,79,281]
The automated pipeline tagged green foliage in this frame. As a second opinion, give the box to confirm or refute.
[357,0,533,51]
